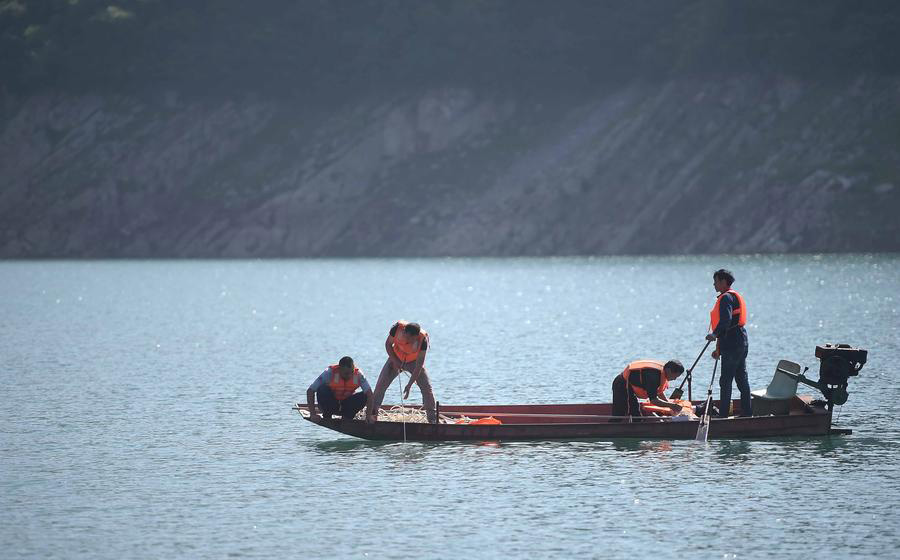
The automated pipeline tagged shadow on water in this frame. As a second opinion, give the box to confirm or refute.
[310,436,554,451]
[610,439,675,454]
[309,434,863,460]
[710,435,857,457]
[309,438,612,465]
[714,440,753,462]
[607,437,844,460]
[311,439,396,453]
[310,439,455,465]
[812,434,853,454]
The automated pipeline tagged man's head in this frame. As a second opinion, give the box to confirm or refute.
[397,322,421,342]
[663,360,685,381]
[713,268,735,293]
[337,356,355,379]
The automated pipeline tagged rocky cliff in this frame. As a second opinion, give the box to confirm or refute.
[2,75,897,257]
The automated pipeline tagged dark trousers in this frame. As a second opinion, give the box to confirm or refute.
[611,374,642,418]
[719,346,752,417]
[316,385,367,420]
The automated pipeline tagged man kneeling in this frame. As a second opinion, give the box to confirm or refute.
[612,360,684,420]
[307,356,375,423]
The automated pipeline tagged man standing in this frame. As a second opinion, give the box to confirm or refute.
[705,268,752,417]
[307,356,375,423]
[611,359,685,419]
[372,321,437,424]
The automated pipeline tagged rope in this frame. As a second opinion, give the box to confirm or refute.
[696,357,719,442]
[397,367,407,443]
[361,406,463,424]
[674,339,712,398]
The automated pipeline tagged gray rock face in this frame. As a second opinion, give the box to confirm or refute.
[2,77,898,257]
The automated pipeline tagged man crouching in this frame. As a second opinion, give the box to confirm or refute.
[612,359,685,420]
[307,356,375,423]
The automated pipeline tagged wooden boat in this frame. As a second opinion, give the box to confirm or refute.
[294,344,864,442]
[293,397,850,441]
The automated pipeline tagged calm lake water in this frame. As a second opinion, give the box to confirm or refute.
[2,255,899,559]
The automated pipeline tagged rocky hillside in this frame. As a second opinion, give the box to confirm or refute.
[1,76,897,257]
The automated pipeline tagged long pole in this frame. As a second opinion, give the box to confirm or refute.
[671,339,712,400]
[695,357,719,442]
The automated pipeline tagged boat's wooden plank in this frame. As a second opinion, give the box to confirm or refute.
[295,395,836,441]
[300,407,834,441]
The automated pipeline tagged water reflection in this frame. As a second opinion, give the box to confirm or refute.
[611,439,674,454]
[311,439,394,453]
[714,440,752,462]
[812,435,851,455]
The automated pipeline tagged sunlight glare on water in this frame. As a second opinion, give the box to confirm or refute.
[1,255,898,559]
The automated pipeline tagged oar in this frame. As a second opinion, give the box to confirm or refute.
[670,339,713,400]
[695,356,719,442]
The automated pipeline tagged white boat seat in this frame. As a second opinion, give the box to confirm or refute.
[750,360,802,415]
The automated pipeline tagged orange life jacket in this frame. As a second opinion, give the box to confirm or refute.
[327,364,361,401]
[622,360,669,399]
[470,416,502,425]
[640,403,674,416]
[710,289,747,331]
[391,320,429,363]
[641,399,693,417]
[454,416,503,425]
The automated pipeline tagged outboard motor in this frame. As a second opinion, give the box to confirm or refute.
[784,344,867,406]
[813,343,867,405]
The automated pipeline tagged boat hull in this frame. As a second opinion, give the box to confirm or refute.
[295,399,844,441]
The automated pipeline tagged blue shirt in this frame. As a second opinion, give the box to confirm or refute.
[308,369,372,393]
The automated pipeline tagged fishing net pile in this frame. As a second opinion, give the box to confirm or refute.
[664,399,698,421]
[673,399,698,420]
[639,398,698,421]
[353,406,472,424]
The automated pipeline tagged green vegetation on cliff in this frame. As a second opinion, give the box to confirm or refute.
[2,0,898,95]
